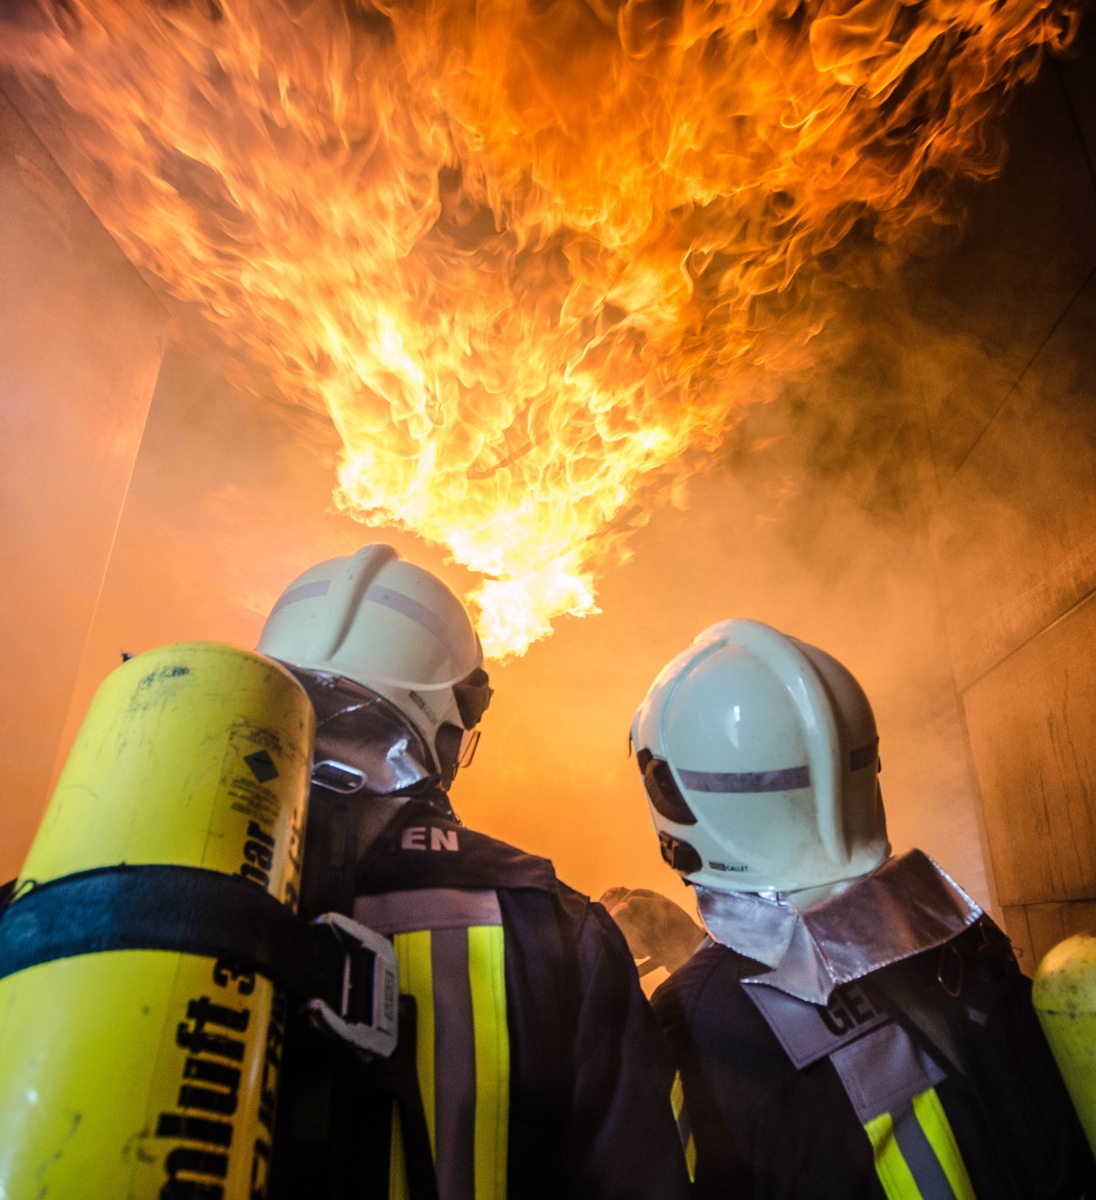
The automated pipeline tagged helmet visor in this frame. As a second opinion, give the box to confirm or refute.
[458,728,481,769]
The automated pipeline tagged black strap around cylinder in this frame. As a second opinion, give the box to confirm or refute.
[0,864,350,1008]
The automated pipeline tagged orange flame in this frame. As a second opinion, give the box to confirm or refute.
[2,0,1079,655]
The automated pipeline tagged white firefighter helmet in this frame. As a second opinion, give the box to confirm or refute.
[630,619,889,894]
[257,544,491,785]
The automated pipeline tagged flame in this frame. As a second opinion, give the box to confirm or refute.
[1,0,1079,655]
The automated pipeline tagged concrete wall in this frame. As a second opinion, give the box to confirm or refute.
[908,20,1096,967]
[0,86,165,872]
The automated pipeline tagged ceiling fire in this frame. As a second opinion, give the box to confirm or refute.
[0,0,1080,656]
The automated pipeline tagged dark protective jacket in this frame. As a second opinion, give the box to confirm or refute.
[275,794,693,1200]
[654,917,1096,1200]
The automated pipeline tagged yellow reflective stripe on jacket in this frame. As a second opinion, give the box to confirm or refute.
[866,1110,920,1198]
[388,923,510,1200]
[468,925,509,1200]
[388,1106,411,1200]
[864,1087,976,1200]
[394,929,438,1155]
[912,1089,975,1200]
[670,1070,696,1182]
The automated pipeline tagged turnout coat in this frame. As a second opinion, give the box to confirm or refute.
[275,794,693,1200]
[654,917,1095,1200]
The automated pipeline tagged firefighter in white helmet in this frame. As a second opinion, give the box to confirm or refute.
[261,545,692,1200]
[631,619,1095,1200]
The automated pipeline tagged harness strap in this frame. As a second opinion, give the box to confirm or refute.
[272,996,437,1200]
[0,864,365,1017]
[380,996,442,1200]
[299,788,408,921]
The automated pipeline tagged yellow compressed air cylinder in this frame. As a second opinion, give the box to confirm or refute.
[1033,931,1096,1157]
[0,642,314,1199]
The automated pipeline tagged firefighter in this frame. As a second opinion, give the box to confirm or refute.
[262,544,692,1200]
[630,618,1096,1199]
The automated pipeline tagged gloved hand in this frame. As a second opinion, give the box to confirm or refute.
[600,887,705,977]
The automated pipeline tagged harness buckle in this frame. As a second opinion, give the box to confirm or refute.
[307,911,399,1058]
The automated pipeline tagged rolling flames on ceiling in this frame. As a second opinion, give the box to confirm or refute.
[1,0,1080,656]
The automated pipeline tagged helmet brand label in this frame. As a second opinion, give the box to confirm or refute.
[408,690,438,723]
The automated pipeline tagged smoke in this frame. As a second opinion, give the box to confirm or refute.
[0,0,1081,655]
[1,1,1092,914]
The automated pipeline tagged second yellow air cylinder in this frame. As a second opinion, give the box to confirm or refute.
[1034,930,1096,1158]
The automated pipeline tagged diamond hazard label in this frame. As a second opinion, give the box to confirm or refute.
[244,749,279,783]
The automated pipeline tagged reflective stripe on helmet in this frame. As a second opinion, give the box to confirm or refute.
[678,765,811,793]
[675,740,878,794]
[378,894,509,1200]
[267,577,331,618]
[367,584,461,649]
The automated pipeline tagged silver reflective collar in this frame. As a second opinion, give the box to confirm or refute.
[695,850,982,1004]
[284,667,438,797]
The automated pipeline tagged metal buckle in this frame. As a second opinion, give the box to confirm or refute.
[306,912,399,1058]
